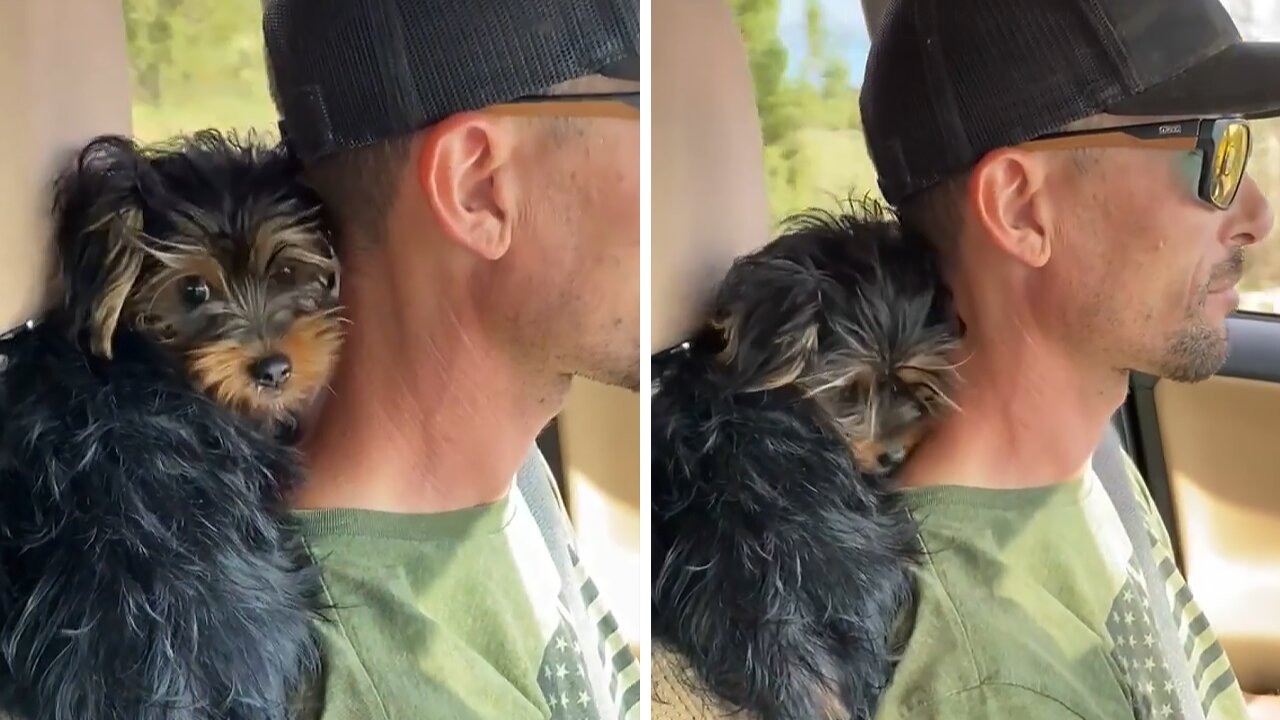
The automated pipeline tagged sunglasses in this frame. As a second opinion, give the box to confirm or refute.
[1019,117,1252,210]
[485,92,640,121]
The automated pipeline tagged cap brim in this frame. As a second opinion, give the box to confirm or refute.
[1109,41,1280,120]
[598,53,640,81]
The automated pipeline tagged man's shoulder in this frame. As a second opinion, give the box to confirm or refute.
[879,585,1124,720]
[876,682,1090,720]
[878,533,1133,719]
[304,607,548,720]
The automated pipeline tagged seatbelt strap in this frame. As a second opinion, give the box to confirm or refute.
[1093,423,1206,720]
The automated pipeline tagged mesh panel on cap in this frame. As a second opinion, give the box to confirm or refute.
[861,0,1131,205]
[263,0,639,161]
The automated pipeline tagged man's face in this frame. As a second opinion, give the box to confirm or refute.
[1037,117,1275,382]
[494,80,641,391]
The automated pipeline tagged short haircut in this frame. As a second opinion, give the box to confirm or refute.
[897,116,1103,260]
[302,133,415,253]
[300,76,605,253]
[898,172,969,266]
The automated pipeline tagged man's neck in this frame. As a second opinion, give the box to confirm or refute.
[897,316,1129,491]
[292,267,568,514]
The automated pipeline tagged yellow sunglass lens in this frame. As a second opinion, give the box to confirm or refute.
[1211,122,1250,207]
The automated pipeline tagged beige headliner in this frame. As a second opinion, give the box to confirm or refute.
[650,0,771,354]
[0,0,131,333]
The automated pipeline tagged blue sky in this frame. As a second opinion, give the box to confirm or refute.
[774,0,1280,88]
[778,0,871,86]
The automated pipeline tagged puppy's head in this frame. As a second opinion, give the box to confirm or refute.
[54,131,343,426]
[711,199,961,475]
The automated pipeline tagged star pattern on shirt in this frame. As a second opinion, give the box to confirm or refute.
[1105,568,1184,720]
[537,621,603,720]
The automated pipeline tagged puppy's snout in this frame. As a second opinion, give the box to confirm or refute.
[877,446,906,470]
[249,354,292,389]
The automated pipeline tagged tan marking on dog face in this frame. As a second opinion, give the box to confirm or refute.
[849,414,932,475]
[184,311,343,424]
[251,210,329,273]
[248,209,337,299]
[185,338,260,416]
[274,311,344,408]
[180,307,343,420]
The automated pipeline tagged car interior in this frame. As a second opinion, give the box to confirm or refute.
[0,0,640,654]
[3,0,1277,702]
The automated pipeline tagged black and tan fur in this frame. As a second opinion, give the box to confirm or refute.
[61,131,344,437]
[652,199,960,719]
[0,131,340,720]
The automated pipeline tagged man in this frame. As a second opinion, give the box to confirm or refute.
[862,0,1279,717]
[260,1,640,718]
[653,0,1280,718]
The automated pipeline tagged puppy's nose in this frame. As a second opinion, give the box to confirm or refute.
[877,446,906,470]
[250,354,292,389]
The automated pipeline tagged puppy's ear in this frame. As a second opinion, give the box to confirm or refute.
[711,254,825,392]
[52,136,149,358]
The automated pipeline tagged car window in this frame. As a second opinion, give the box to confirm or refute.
[1230,0,1280,313]
[125,0,275,143]
[734,0,1280,315]
[734,0,879,225]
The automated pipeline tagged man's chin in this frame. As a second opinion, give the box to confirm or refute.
[1155,321,1230,384]
[1206,285,1241,316]
[577,361,642,394]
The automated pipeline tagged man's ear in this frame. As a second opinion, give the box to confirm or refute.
[51,136,148,358]
[969,149,1053,269]
[415,115,516,261]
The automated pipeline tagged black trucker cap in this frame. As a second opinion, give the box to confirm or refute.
[262,0,640,163]
[860,0,1280,206]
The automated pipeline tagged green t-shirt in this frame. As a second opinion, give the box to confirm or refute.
[875,453,1249,720]
[290,449,641,720]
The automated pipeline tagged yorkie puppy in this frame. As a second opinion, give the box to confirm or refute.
[706,201,961,474]
[62,131,343,440]
[652,199,961,720]
[0,131,338,720]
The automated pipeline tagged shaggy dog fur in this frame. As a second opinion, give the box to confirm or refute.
[652,200,961,720]
[0,132,337,720]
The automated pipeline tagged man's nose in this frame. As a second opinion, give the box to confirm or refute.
[1230,174,1275,247]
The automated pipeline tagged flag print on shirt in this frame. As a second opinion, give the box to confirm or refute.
[538,620,603,719]
[1106,573,1185,720]
[1105,531,1247,720]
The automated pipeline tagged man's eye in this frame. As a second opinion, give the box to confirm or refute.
[182,277,210,307]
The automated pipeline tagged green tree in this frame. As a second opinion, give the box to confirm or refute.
[729,2,1280,305]
[731,0,794,146]
[732,1,876,224]
[124,0,277,142]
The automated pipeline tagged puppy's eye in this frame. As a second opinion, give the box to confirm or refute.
[915,387,938,408]
[272,265,297,286]
[900,403,923,423]
[182,277,210,307]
